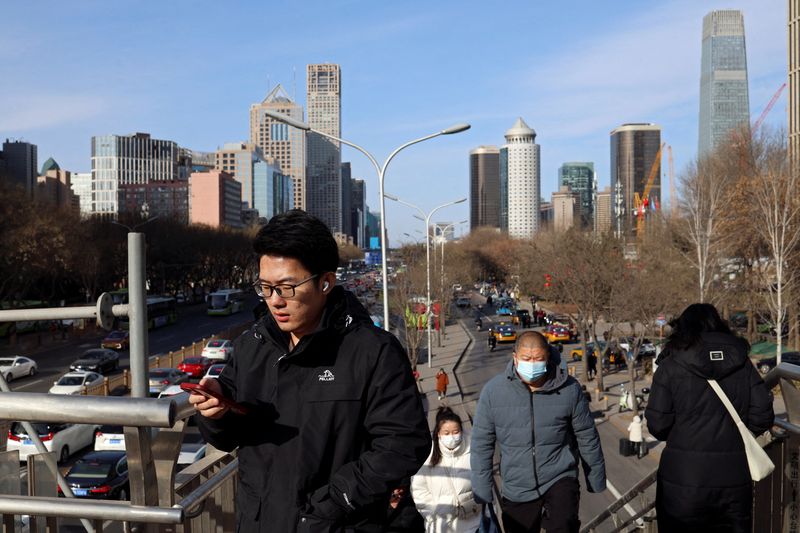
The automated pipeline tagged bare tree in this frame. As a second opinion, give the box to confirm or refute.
[389,245,429,369]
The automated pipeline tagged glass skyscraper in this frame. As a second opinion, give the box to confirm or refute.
[558,162,594,228]
[698,10,750,157]
[253,160,293,221]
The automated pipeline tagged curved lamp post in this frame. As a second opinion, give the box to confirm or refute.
[263,109,469,332]
[385,194,466,367]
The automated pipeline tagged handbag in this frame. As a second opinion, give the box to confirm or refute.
[707,379,775,481]
[476,503,501,533]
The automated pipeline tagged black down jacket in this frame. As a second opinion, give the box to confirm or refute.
[196,287,431,533]
[645,332,773,532]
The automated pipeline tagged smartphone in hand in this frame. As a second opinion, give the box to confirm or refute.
[180,382,248,415]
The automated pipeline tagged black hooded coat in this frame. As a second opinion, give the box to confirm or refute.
[645,332,773,532]
[196,286,431,532]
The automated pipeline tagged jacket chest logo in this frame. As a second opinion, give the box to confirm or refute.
[318,369,335,382]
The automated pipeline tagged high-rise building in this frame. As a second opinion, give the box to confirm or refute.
[552,186,579,232]
[539,201,553,231]
[253,160,293,221]
[698,10,750,157]
[1,139,38,196]
[341,162,352,237]
[91,133,180,217]
[214,142,265,209]
[35,161,79,213]
[503,118,540,239]
[791,0,800,170]
[499,147,508,231]
[351,179,366,247]
[70,172,93,217]
[610,123,661,236]
[594,186,613,234]
[249,84,307,209]
[559,162,594,227]
[306,64,342,233]
[189,171,242,229]
[469,146,501,230]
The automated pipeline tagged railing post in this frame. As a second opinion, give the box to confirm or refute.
[104,377,110,396]
[81,385,87,396]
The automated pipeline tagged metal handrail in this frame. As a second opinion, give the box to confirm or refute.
[581,470,657,532]
[0,495,183,523]
[179,458,239,519]
[0,392,180,428]
[763,361,800,389]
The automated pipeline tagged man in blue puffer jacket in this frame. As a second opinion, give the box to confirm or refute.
[471,331,606,533]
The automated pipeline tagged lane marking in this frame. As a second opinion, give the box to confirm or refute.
[606,480,644,526]
[13,378,48,390]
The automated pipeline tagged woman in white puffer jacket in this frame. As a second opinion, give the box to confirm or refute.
[411,407,481,533]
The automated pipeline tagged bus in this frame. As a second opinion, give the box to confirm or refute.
[119,296,178,330]
[207,289,247,316]
[0,300,47,337]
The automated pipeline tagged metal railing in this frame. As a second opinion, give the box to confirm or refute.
[582,362,800,533]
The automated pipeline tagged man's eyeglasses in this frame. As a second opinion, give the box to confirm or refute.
[252,274,319,299]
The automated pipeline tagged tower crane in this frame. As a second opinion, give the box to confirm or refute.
[633,143,665,238]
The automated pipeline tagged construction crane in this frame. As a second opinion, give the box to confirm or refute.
[752,82,787,136]
[633,143,665,238]
[668,145,676,218]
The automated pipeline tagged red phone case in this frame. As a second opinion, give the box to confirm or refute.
[180,383,248,415]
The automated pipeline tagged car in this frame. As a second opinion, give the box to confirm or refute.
[61,450,129,500]
[94,424,126,452]
[752,351,800,374]
[178,433,208,467]
[101,330,130,350]
[515,309,530,325]
[619,337,657,357]
[0,356,37,382]
[496,306,514,318]
[201,339,234,362]
[148,368,189,397]
[452,284,463,292]
[543,325,572,344]
[570,341,623,362]
[177,357,214,379]
[49,371,104,395]
[203,363,226,380]
[7,421,99,463]
[493,323,517,343]
[70,349,120,374]
[455,297,471,308]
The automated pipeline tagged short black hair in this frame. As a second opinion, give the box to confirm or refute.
[253,210,339,274]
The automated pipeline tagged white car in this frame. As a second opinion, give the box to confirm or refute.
[0,356,37,382]
[49,371,104,395]
[204,364,226,379]
[7,421,99,463]
[94,424,126,451]
[177,433,207,467]
[201,339,234,362]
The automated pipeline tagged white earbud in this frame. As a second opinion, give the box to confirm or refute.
[323,282,330,291]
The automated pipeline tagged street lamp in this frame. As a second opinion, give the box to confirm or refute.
[385,193,466,367]
[435,219,468,295]
[263,109,470,332]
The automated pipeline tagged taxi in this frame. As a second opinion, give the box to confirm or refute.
[543,325,571,344]
[493,322,517,343]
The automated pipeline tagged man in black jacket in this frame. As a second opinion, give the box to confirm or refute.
[189,210,431,532]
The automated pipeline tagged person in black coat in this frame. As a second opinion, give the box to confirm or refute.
[645,303,774,533]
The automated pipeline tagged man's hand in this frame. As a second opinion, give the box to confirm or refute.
[187,378,229,419]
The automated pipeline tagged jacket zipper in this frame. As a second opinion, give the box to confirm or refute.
[529,391,541,496]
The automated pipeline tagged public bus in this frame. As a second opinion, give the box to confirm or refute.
[119,296,178,330]
[207,289,247,316]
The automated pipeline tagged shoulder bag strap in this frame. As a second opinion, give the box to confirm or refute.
[707,379,743,424]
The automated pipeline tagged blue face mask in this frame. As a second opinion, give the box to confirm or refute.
[517,360,548,382]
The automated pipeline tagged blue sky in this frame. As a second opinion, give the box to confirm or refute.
[0,0,788,242]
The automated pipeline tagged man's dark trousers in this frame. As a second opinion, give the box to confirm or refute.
[500,477,580,533]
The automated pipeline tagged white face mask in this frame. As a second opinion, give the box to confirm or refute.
[439,434,462,450]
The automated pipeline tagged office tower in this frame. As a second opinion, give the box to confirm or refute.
[70,172,93,217]
[306,64,342,233]
[351,178,366,247]
[215,142,265,209]
[552,186,580,232]
[791,0,800,170]
[91,133,180,217]
[559,162,594,227]
[469,146,501,230]
[594,187,613,234]
[503,118,540,238]
[698,10,750,157]
[249,84,307,209]
[341,162,352,237]
[610,123,661,236]
[35,159,79,212]
[253,160,293,221]
[539,201,553,231]
[499,147,508,231]
[189,171,243,228]
[1,139,38,196]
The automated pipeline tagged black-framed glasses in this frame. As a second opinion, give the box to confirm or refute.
[252,274,319,299]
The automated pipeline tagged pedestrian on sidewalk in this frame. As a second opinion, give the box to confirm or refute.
[411,407,481,533]
[627,415,644,459]
[645,303,774,533]
[587,350,597,380]
[471,331,606,533]
[436,369,449,401]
